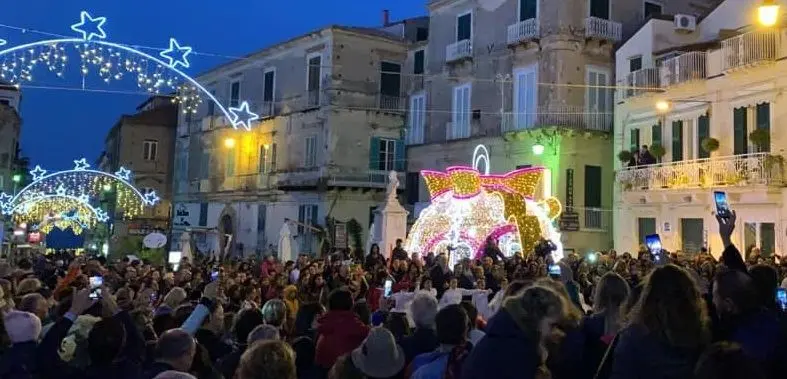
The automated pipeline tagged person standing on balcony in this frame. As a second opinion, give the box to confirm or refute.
[639,145,656,166]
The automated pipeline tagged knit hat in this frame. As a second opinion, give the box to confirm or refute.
[3,310,42,343]
[351,327,405,378]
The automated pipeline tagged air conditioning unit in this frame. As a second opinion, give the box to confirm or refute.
[674,14,696,33]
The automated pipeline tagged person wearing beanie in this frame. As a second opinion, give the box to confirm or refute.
[0,310,43,378]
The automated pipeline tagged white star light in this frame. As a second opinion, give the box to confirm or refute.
[228,101,259,130]
[115,167,132,181]
[95,208,109,222]
[0,192,11,208]
[0,39,6,47]
[70,11,107,41]
[159,38,192,69]
[55,185,67,196]
[143,191,160,206]
[73,158,90,170]
[30,166,47,181]
[77,194,90,203]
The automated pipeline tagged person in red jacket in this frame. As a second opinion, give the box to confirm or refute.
[314,288,370,370]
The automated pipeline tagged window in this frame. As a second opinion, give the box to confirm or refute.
[229,80,241,108]
[756,103,771,152]
[586,66,610,130]
[589,0,610,19]
[200,150,211,178]
[697,115,710,158]
[733,107,748,155]
[304,136,317,167]
[307,53,322,106]
[680,218,704,254]
[0,99,8,106]
[406,172,421,204]
[380,62,402,110]
[263,69,275,114]
[257,204,267,235]
[644,1,663,19]
[207,90,216,116]
[270,143,277,172]
[377,138,396,171]
[199,203,208,226]
[629,128,640,153]
[652,122,662,148]
[259,145,269,173]
[514,64,538,129]
[408,94,426,145]
[456,12,472,41]
[298,204,318,253]
[416,27,429,42]
[143,140,158,161]
[637,218,657,244]
[584,165,602,229]
[450,83,471,139]
[629,56,642,72]
[672,120,683,161]
[744,222,775,256]
[519,0,537,21]
[413,50,425,75]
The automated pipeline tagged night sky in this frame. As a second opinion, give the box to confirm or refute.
[2,0,424,171]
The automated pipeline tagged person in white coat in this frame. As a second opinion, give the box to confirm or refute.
[439,278,489,309]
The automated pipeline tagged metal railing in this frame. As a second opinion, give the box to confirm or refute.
[378,94,404,112]
[257,101,277,118]
[405,75,425,93]
[501,105,613,132]
[507,18,539,45]
[720,30,782,72]
[616,153,784,191]
[306,89,321,107]
[446,39,473,62]
[618,68,660,100]
[585,17,622,42]
[328,169,405,189]
[446,121,471,140]
[583,208,608,230]
[660,52,707,87]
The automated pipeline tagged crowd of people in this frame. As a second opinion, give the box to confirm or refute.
[0,210,786,379]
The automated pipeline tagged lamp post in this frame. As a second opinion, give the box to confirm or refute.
[758,0,780,27]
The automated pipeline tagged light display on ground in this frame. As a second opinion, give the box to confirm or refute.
[0,159,158,234]
[0,10,259,130]
[405,145,563,265]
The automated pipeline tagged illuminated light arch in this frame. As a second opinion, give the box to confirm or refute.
[0,160,159,221]
[0,11,259,130]
[7,194,108,235]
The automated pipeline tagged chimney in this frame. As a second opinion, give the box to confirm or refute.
[382,9,390,26]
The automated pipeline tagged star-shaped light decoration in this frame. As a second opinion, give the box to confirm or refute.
[159,38,192,69]
[0,192,12,210]
[77,194,90,203]
[143,191,160,206]
[95,208,109,222]
[228,101,259,130]
[28,191,45,200]
[55,185,68,196]
[0,39,7,47]
[115,167,132,181]
[73,158,90,171]
[71,11,107,41]
[30,166,47,181]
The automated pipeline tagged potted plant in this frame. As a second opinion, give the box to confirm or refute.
[617,150,633,164]
[649,144,666,162]
[749,128,770,153]
[701,137,720,154]
[765,154,785,179]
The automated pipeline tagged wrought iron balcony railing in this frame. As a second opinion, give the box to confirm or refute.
[507,18,539,45]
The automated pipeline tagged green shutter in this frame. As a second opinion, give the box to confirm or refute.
[697,115,710,158]
[584,165,602,207]
[629,128,640,152]
[672,120,683,162]
[757,103,771,153]
[394,140,405,171]
[733,107,748,155]
[369,137,380,169]
[651,122,662,147]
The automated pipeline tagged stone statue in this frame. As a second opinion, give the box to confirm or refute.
[386,170,399,201]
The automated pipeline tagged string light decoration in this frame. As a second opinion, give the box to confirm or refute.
[405,145,564,262]
[0,159,158,228]
[0,10,259,129]
[8,195,104,235]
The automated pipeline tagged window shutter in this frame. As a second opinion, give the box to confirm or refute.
[199,203,208,226]
[297,206,305,234]
[395,140,405,171]
[652,122,662,147]
[672,121,683,161]
[369,137,380,169]
[757,103,770,153]
[733,107,748,155]
[697,115,710,158]
[583,165,602,207]
[270,143,277,172]
[311,205,318,226]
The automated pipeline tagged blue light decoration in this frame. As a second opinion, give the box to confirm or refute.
[70,11,108,41]
[0,160,159,233]
[228,101,260,131]
[0,10,257,130]
[0,39,6,47]
[160,38,192,69]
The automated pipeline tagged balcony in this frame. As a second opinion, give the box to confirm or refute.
[327,169,405,190]
[501,105,613,133]
[220,174,260,192]
[507,18,539,46]
[405,75,425,93]
[585,17,622,42]
[446,40,472,63]
[719,29,783,72]
[618,68,660,100]
[257,101,277,119]
[659,52,707,87]
[616,153,784,192]
[377,94,404,112]
[582,207,610,231]
[272,168,323,189]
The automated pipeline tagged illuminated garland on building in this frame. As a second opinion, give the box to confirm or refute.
[0,10,259,129]
[0,159,157,233]
[405,145,564,262]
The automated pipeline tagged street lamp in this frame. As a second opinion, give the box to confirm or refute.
[758,0,780,27]
[532,143,545,156]
[655,100,671,112]
[11,174,20,183]
[224,137,236,149]
[102,183,112,192]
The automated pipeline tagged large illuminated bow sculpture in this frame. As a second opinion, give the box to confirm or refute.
[405,146,563,262]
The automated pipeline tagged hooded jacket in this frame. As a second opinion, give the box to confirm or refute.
[314,310,370,369]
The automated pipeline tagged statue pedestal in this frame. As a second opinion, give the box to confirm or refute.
[373,190,409,260]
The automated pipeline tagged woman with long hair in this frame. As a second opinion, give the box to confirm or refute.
[581,272,629,379]
[609,264,710,379]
